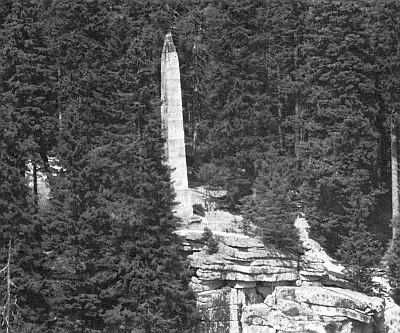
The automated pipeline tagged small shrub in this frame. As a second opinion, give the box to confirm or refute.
[201,227,219,254]
[207,237,219,255]
[325,322,340,333]
[337,225,383,295]
[236,217,253,236]
[193,203,205,217]
[201,227,213,241]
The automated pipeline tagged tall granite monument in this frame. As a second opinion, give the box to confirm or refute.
[161,32,193,221]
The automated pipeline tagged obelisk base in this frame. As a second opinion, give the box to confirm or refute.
[174,188,193,223]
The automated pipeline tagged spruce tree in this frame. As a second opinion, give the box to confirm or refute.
[298,1,384,255]
[370,0,400,299]
[41,1,197,332]
[241,156,301,254]
[0,0,56,330]
[0,0,57,183]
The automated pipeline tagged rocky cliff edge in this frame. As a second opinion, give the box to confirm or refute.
[177,219,400,333]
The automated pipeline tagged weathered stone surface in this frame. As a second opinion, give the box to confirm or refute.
[230,288,264,306]
[181,228,349,288]
[176,229,205,242]
[187,236,305,285]
[195,264,296,276]
[294,217,351,288]
[197,289,227,307]
[243,304,376,332]
[232,281,256,289]
[273,287,384,316]
[385,299,400,333]
[250,258,298,267]
[219,235,264,249]
[241,286,384,333]
[243,303,374,333]
[300,281,324,287]
[177,230,250,243]
[295,218,345,274]
[321,271,352,289]
[178,225,395,333]
[242,325,275,333]
[219,243,296,262]
[196,268,298,283]
[190,278,225,293]
[182,241,203,252]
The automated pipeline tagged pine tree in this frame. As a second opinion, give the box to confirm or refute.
[370,0,400,301]
[0,0,58,186]
[371,0,400,250]
[241,156,301,254]
[41,1,197,332]
[0,0,56,330]
[297,1,384,256]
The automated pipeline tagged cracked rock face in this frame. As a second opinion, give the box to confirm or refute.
[242,286,384,333]
[178,229,399,333]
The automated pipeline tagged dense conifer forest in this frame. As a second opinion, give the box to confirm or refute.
[1,0,400,331]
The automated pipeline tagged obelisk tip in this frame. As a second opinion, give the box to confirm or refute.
[163,32,176,53]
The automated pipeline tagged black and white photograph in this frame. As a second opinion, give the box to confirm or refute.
[0,1,400,332]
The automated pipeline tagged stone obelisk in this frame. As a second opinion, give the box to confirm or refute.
[161,32,193,221]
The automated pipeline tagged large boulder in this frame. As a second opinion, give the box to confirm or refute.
[177,228,396,333]
[242,286,385,333]
[384,298,400,333]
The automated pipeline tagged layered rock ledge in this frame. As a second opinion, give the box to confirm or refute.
[243,286,384,333]
[177,226,400,333]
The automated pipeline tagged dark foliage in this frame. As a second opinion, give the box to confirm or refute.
[241,157,302,255]
[1,0,400,328]
[201,228,219,255]
[193,203,205,217]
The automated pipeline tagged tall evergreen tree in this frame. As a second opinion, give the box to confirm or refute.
[41,1,197,331]
[298,1,384,255]
[370,0,400,301]
[0,0,56,330]
[0,0,57,189]
[241,155,301,254]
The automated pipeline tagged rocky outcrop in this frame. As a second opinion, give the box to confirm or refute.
[243,286,385,333]
[177,227,400,333]
[384,298,400,333]
[179,229,349,288]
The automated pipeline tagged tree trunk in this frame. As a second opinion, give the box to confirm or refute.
[277,65,285,151]
[391,117,399,245]
[6,239,12,333]
[294,99,300,157]
[33,162,38,209]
